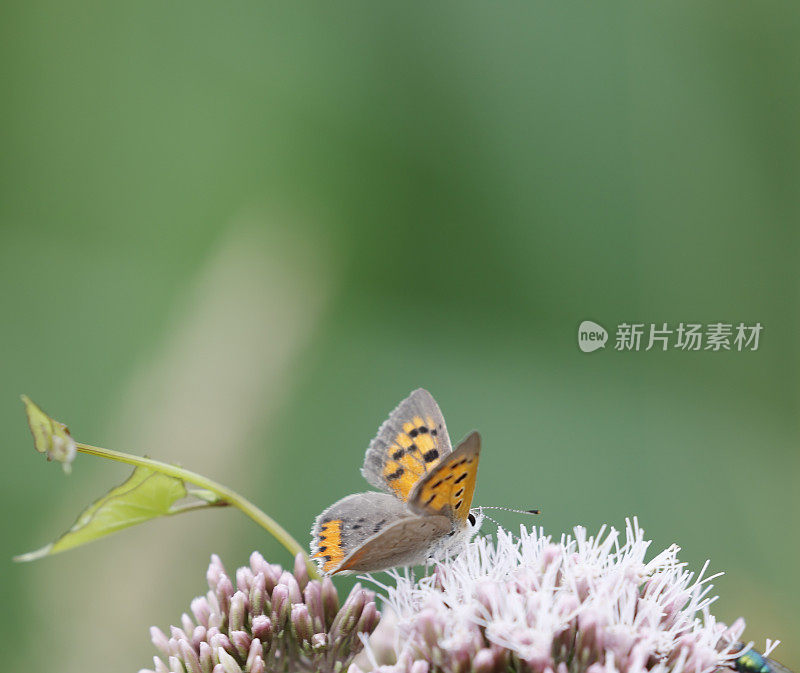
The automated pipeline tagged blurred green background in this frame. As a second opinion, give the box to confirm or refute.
[2,1,798,670]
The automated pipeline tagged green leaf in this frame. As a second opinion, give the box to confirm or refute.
[21,395,77,473]
[14,465,188,561]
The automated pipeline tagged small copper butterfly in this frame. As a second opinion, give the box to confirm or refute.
[311,388,483,575]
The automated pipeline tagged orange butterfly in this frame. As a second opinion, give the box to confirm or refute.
[310,389,482,575]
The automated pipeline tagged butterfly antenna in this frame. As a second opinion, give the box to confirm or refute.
[480,506,542,516]
[480,511,503,530]
[477,509,523,542]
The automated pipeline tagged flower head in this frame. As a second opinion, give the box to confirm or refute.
[140,552,380,673]
[355,518,769,673]
[139,520,779,673]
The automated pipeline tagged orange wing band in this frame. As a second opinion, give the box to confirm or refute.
[313,519,345,574]
[381,415,443,501]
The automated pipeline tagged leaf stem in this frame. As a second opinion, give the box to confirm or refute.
[75,442,320,579]
[167,501,227,516]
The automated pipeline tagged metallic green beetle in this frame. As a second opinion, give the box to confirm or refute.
[734,646,793,673]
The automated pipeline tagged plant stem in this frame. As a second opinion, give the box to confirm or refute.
[75,442,320,580]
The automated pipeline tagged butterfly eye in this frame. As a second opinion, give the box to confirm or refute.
[467,513,476,526]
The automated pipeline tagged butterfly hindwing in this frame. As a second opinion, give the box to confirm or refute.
[361,388,453,503]
[336,514,451,574]
[409,431,481,523]
[310,492,410,575]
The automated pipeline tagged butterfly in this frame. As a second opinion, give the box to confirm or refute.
[310,388,483,575]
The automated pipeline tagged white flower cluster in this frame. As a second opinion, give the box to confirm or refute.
[359,519,770,673]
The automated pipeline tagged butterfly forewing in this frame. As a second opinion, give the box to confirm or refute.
[409,431,481,523]
[310,492,410,575]
[361,388,453,503]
